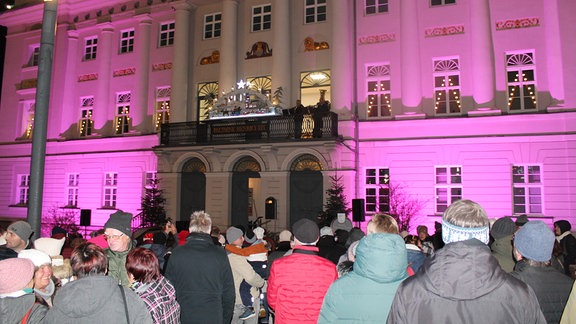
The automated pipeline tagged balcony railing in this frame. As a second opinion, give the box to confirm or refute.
[159,112,339,146]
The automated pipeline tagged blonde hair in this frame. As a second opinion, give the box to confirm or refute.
[189,211,212,234]
[367,213,399,235]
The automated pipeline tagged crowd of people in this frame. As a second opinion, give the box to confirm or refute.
[1,200,576,323]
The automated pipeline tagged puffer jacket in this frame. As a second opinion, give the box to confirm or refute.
[0,292,47,323]
[267,245,337,324]
[43,274,152,324]
[511,260,573,324]
[387,239,546,324]
[319,233,408,323]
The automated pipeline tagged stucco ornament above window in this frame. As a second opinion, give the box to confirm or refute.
[304,37,329,51]
[200,51,220,65]
[246,42,272,59]
[425,25,465,38]
[496,17,540,31]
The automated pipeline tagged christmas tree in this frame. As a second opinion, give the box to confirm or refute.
[141,178,167,227]
[317,175,351,227]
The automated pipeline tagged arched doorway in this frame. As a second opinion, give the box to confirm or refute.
[179,158,206,221]
[289,154,323,227]
[231,156,261,227]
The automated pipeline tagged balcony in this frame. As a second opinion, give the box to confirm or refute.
[159,112,339,146]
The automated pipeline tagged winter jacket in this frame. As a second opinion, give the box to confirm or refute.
[387,239,546,324]
[132,275,181,324]
[559,233,576,276]
[511,260,573,324]
[106,241,133,287]
[43,274,152,324]
[227,248,265,305]
[268,245,337,324]
[164,232,234,324]
[319,233,408,323]
[0,291,47,323]
[405,244,425,273]
[491,234,516,272]
[561,281,576,323]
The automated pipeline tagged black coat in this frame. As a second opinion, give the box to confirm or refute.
[387,239,546,324]
[512,260,574,324]
[560,234,576,276]
[164,232,235,324]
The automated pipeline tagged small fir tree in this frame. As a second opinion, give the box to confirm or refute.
[384,182,426,232]
[141,178,167,227]
[317,175,351,227]
[45,205,80,236]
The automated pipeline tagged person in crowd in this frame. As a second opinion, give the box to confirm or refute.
[225,226,266,322]
[104,210,135,286]
[268,218,337,324]
[34,236,66,258]
[512,220,573,324]
[337,228,366,264]
[430,221,445,251]
[44,242,152,323]
[554,220,576,277]
[404,234,425,273]
[490,216,517,272]
[336,240,359,277]
[0,225,6,245]
[331,213,353,233]
[367,213,399,235]
[165,211,234,324]
[325,229,348,265]
[387,199,546,324]
[317,226,336,261]
[87,228,109,249]
[154,218,178,249]
[140,233,169,273]
[18,249,57,306]
[416,225,435,256]
[319,233,409,322]
[267,230,292,266]
[0,257,47,323]
[516,214,529,229]
[126,247,180,324]
[0,220,33,260]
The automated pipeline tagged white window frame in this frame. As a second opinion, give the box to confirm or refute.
[155,87,171,132]
[159,21,175,47]
[366,64,391,118]
[28,45,40,67]
[79,96,94,137]
[512,164,543,215]
[435,166,462,213]
[203,13,222,40]
[431,0,456,6]
[506,51,537,111]
[103,172,118,208]
[365,167,390,213]
[119,29,135,53]
[115,92,131,135]
[304,0,327,24]
[66,173,79,207]
[17,174,30,205]
[365,0,388,15]
[251,4,272,32]
[433,58,461,115]
[83,36,98,60]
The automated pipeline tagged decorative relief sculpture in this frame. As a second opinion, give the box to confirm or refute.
[200,50,220,65]
[304,37,329,51]
[496,17,539,31]
[246,42,272,59]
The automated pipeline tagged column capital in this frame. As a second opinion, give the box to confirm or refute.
[98,22,115,33]
[171,0,196,12]
[135,13,153,25]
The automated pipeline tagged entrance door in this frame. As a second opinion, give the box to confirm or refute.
[289,170,323,227]
[231,171,260,226]
[179,172,206,221]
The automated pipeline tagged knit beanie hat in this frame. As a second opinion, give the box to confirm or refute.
[554,220,572,234]
[104,210,133,237]
[8,221,33,243]
[278,230,292,243]
[226,227,244,244]
[253,227,265,240]
[320,226,333,237]
[515,215,529,227]
[514,221,555,262]
[491,217,516,240]
[18,249,52,267]
[292,219,319,244]
[0,258,35,295]
[442,220,490,245]
[346,227,366,248]
[34,237,65,256]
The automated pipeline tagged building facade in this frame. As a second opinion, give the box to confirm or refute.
[0,0,574,234]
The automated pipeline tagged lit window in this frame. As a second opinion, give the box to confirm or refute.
[119,29,135,53]
[28,46,40,67]
[83,36,98,60]
[197,82,219,122]
[21,101,35,139]
[103,172,118,208]
[366,64,391,118]
[115,92,131,135]
[431,0,456,6]
[204,13,222,39]
[506,52,537,111]
[17,174,30,205]
[252,4,272,32]
[512,165,543,214]
[435,166,462,213]
[66,174,79,207]
[365,0,388,15]
[79,97,94,137]
[433,58,461,115]
[365,168,390,213]
[305,0,327,24]
[155,87,171,132]
[159,21,175,47]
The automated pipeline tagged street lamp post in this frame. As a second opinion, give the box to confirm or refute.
[27,0,58,240]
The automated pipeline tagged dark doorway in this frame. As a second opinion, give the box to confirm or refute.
[289,170,323,227]
[231,171,260,227]
[179,158,207,222]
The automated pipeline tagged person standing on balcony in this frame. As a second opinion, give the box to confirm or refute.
[313,91,330,138]
[293,100,305,139]
[104,210,134,287]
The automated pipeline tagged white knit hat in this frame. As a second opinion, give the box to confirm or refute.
[34,237,65,256]
[19,249,52,267]
[320,226,333,237]
[253,227,265,240]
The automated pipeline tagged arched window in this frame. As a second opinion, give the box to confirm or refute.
[290,154,323,171]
